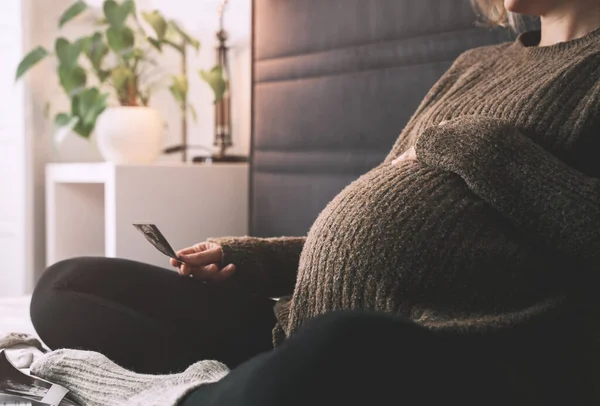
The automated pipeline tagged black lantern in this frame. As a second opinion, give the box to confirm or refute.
[193,0,248,163]
[214,28,232,157]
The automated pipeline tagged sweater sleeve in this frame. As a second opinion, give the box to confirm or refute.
[206,236,306,298]
[384,48,487,163]
[415,116,600,269]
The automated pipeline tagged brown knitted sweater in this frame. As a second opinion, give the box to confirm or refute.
[210,28,600,347]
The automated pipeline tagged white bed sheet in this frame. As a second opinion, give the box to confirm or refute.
[0,295,36,338]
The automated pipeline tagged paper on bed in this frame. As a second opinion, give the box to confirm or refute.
[0,351,75,406]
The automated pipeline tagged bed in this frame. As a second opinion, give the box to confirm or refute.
[0,296,35,338]
[1,0,531,370]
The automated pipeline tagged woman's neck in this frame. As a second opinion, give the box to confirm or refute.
[539,1,600,46]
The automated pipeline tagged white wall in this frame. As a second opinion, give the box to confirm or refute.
[0,0,28,296]
[23,0,251,284]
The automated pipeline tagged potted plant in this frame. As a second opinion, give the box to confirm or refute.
[16,0,225,164]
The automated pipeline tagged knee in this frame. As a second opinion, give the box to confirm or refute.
[289,310,434,356]
[33,257,98,295]
[31,257,101,320]
[304,310,429,337]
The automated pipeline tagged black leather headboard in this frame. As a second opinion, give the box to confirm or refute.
[250,0,519,237]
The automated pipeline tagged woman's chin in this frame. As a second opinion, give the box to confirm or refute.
[503,0,546,16]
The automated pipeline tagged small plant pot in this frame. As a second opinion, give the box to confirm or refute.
[96,106,164,164]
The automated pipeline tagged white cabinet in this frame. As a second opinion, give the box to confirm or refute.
[46,163,249,268]
[0,0,29,297]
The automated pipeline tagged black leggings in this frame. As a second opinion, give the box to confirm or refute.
[182,311,515,406]
[31,257,277,373]
[182,310,596,406]
[32,257,595,405]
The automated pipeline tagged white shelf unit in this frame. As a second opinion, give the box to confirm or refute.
[45,162,249,268]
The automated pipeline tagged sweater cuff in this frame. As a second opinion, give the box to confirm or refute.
[206,236,262,271]
[206,236,305,297]
[415,116,514,177]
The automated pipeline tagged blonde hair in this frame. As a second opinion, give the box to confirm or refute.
[470,0,521,30]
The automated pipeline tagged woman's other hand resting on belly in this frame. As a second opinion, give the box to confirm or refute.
[391,120,450,166]
[170,241,235,282]
[391,146,417,165]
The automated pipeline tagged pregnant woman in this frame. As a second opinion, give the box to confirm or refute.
[29,0,600,405]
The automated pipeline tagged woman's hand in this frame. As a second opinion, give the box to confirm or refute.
[170,241,236,282]
[392,120,451,166]
[391,146,417,165]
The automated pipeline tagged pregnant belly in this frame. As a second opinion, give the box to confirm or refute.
[292,161,562,321]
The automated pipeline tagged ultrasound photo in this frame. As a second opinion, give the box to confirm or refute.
[133,224,180,262]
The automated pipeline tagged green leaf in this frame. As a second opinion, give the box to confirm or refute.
[147,37,162,51]
[169,74,188,107]
[131,48,144,59]
[97,69,111,83]
[160,38,183,53]
[106,26,134,53]
[103,0,134,28]
[76,36,92,55]
[53,113,79,147]
[200,66,227,103]
[54,112,72,129]
[168,21,199,51]
[111,66,137,104]
[110,66,133,90]
[95,17,108,25]
[73,120,93,138]
[71,87,107,138]
[78,88,107,125]
[139,92,150,106]
[128,0,137,18]
[85,32,109,71]
[15,46,49,80]
[55,37,85,69]
[59,0,88,28]
[169,86,184,107]
[142,10,167,41]
[58,65,87,96]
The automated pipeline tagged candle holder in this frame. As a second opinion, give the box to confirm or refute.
[214,28,232,157]
[193,0,248,164]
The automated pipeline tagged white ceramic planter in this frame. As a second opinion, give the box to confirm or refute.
[96,106,164,164]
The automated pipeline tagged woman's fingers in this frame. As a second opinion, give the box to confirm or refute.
[188,263,236,282]
[178,263,191,276]
[172,241,230,281]
[391,146,417,165]
[176,242,212,258]
[198,263,220,277]
[172,248,196,270]
[179,247,222,266]
[213,264,236,282]
[175,246,199,257]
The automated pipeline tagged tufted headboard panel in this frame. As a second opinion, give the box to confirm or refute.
[250,0,522,237]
